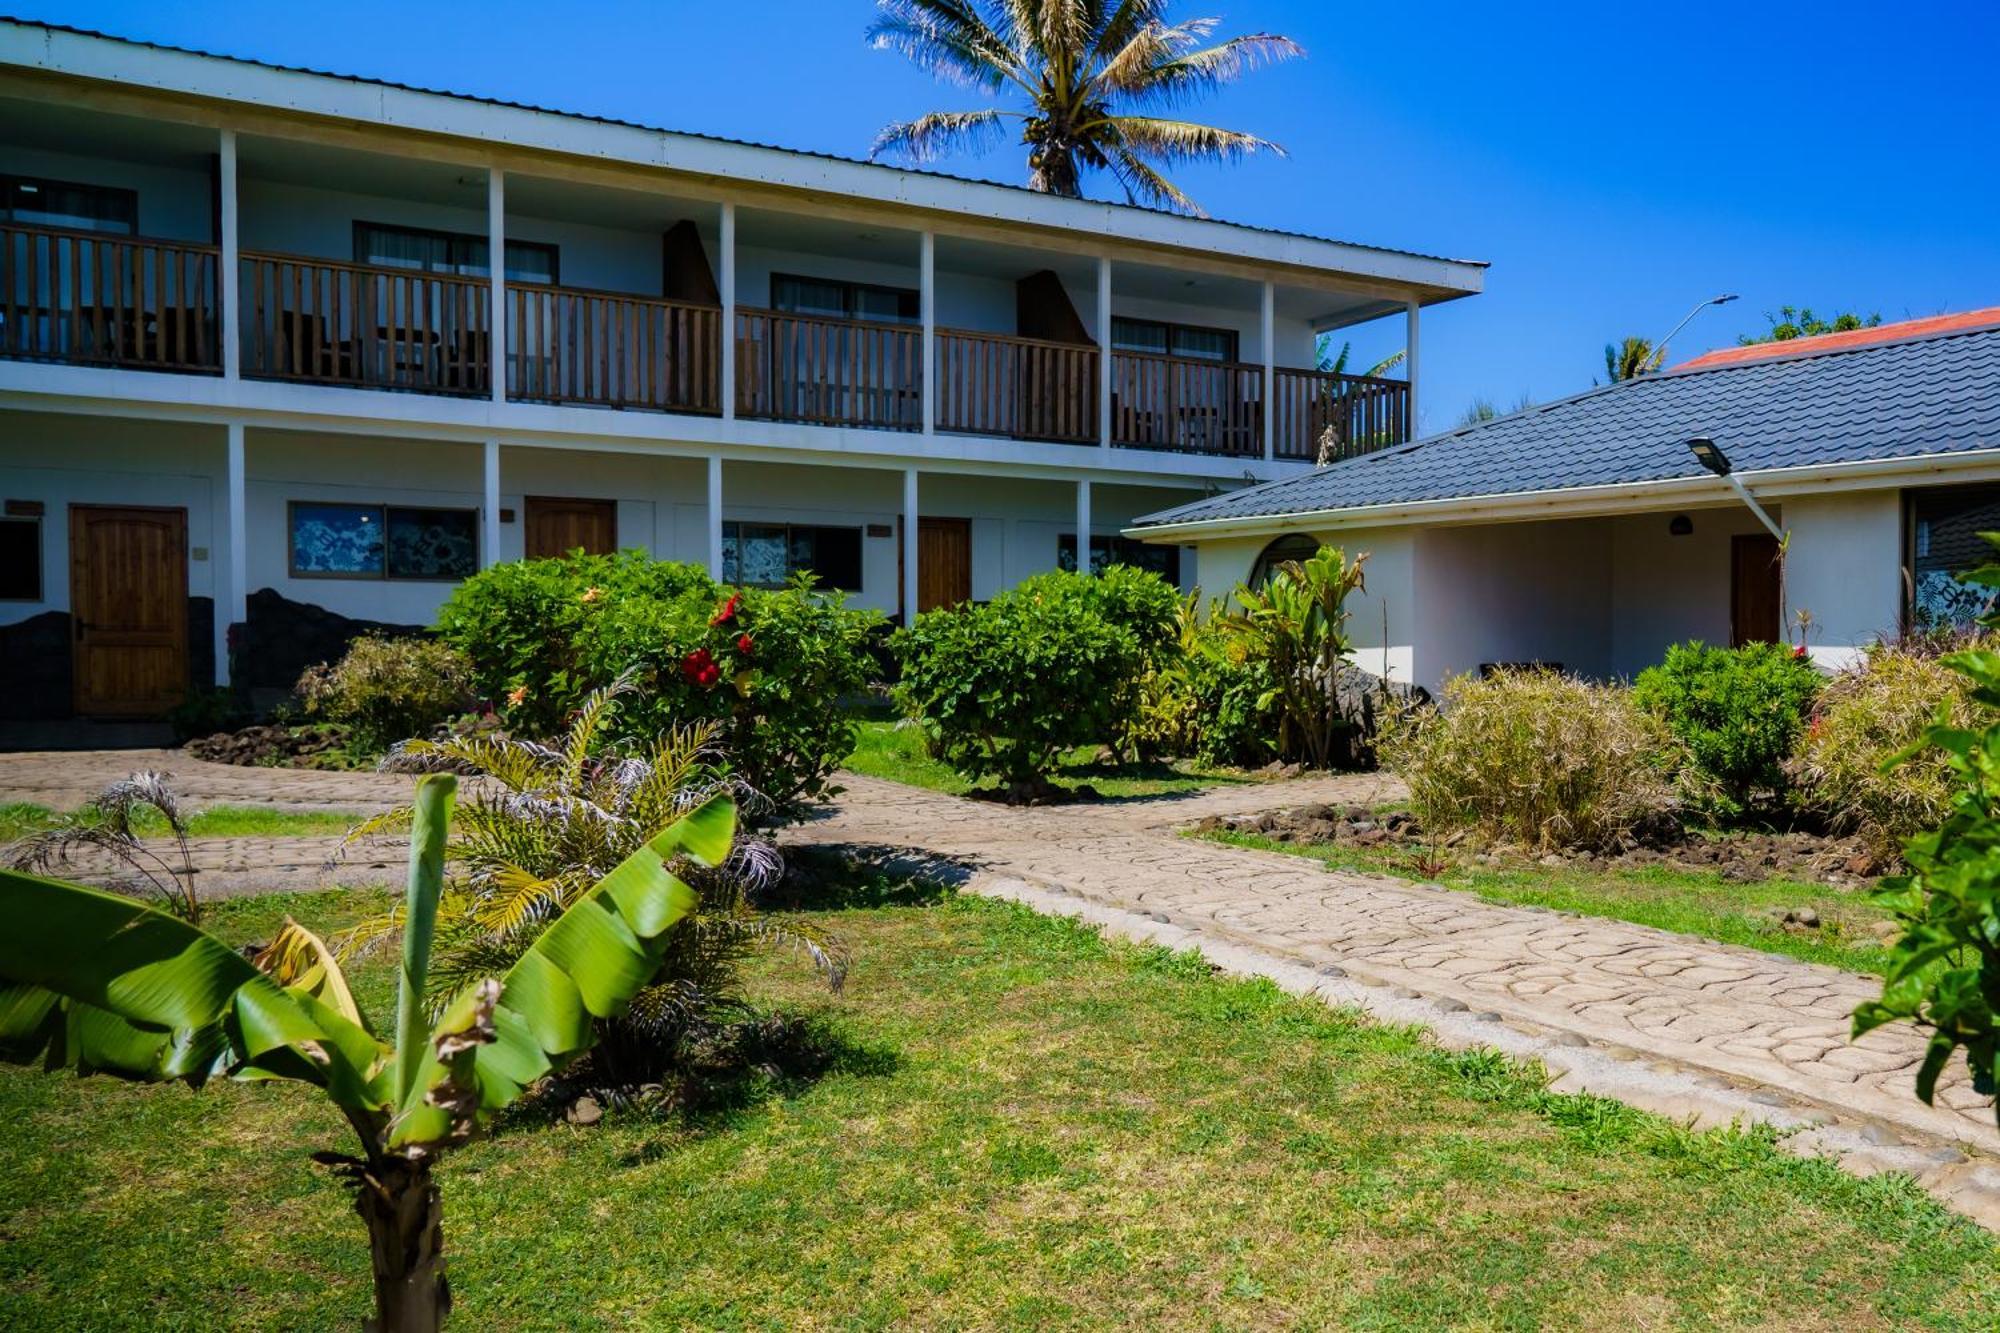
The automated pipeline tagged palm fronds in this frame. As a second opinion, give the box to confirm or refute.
[4,770,200,921]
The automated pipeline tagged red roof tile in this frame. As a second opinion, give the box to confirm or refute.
[1673,307,2000,371]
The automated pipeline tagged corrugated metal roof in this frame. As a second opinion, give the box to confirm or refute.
[0,17,1487,272]
[1136,313,2000,528]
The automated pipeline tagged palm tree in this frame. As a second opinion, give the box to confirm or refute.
[0,774,737,1330]
[868,0,1302,216]
[1603,335,1660,382]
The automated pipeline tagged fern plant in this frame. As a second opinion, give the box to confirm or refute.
[346,677,843,1093]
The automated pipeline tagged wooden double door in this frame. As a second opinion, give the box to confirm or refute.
[69,504,188,717]
[524,496,618,559]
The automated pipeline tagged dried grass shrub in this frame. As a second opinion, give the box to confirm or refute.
[1377,668,1679,852]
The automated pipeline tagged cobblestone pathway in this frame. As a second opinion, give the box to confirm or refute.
[0,748,424,813]
[789,773,2000,1222]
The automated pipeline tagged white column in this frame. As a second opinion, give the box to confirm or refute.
[1096,257,1112,448]
[1260,280,1276,463]
[902,467,919,622]
[919,231,936,435]
[481,441,501,569]
[218,129,239,381]
[223,423,246,687]
[706,455,725,580]
[488,170,507,404]
[1076,478,1093,575]
[719,203,737,421]
[1404,297,1420,439]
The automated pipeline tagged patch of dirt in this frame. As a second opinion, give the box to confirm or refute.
[182,723,362,769]
[968,778,1104,807]
[1196,803,1890,888]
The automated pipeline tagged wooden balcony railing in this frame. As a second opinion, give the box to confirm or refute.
[935,327,1097,444]
[735,307,922,430]
[1271,367,1410,462]
[239,252,491,395]
[508,284,721,413]
[0,224,219,372]
[1110,351,1265,457]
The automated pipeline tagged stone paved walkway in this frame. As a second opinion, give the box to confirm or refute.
[785,773,2000,1221]
[0,748,424,813]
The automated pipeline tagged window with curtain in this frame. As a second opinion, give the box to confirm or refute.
[1111,317,1238,362]
[1,175,137,234]
[1910,485,2000,630]
[772,274,918,324]
[721,521,863,590]
[353,222,558,284]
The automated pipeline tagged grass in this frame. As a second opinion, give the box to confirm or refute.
[1205,828,1903,976]
[4,880,1997,1328]
[844,718,1252,800]
[0,802,364,843]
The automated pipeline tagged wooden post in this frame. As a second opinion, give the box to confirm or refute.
[488,170,506,403]
[219,129,240,382]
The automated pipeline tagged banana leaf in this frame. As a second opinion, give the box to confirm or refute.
[387,792,735,1148]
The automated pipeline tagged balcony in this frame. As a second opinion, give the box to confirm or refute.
[2,225,1411,460]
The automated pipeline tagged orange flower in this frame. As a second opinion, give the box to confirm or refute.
[580,585,605,604]
[506,685,529,707]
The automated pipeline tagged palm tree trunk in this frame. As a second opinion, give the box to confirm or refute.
[357,1158,450,1332]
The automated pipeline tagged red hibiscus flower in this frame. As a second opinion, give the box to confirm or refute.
[736,633,754,656]
[710,594,741,627]
[1792,644,1808,659]
[681,647,721,688]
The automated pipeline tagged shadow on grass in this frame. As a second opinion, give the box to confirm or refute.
[771,844,970,910]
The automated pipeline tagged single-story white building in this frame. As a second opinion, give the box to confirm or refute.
[1129,309,2000,688]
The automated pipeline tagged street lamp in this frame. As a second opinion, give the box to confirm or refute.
[1647,293,1739,372]
[1686,435,1782,540]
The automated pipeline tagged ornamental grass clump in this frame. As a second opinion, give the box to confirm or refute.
[1792,641,1991,858]
[297,633,477,756]
[1378,668,1678,852]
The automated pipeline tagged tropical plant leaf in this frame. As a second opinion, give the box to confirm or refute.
[255,917,366,1028]
[386,793,737,1148]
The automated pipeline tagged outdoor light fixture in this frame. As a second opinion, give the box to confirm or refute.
[1669,514,1694,536]
[1686,435,1784,541]
[1647,294,1740,371]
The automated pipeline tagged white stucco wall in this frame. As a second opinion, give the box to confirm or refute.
[1607,505,1773,677]
[0,144,214,241]
[1412,519,1614,685]
[1785,489,1904,670]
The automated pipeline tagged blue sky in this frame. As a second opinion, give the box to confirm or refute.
[26,1,2000,433]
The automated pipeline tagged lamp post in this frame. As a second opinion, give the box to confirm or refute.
[1686,436,1783,540]
[1647,293,1739,372]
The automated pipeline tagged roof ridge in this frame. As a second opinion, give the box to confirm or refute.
[0,16,1487,270]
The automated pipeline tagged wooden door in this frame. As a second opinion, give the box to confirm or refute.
[1731,533,1782,646]
[69,505,188,717]
[917,517,972,613]
[524,496,618,559]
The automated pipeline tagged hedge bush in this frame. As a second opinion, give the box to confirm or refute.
[1130,594,1278,769]
[435,554,878,816]
[891,567,1173,789]
[1378,669,1678,851]
[1792,642,1989,857]
[296,633,476,754]
[1632,641,1821,819]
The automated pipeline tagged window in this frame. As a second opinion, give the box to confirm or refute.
[353,222,558,285]
[0,517,40,600]
[722,521,863,591]
[1247,533,1322,588]
[289,501,478,580]
[772,274,919,324]
[1057,533,1181,584]
[1,175,137,234]
[1111,317,1238,362]
[1909,485,2000,630]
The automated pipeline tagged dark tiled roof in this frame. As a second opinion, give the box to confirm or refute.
[1137,314,2000,529]
[0,17,1485,272]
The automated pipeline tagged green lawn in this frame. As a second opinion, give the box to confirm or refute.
[844,718,1252,800]
[0,802,363,844]
[1205,829,1902,975]
[4,881,1995,1328]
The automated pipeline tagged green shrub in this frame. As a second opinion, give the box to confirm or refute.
[1130,593,1280,768]
[1379,669,1678,851]
[1219,545,1368,768]
[435,553,877,817]
[1792,643,1988,857]
[296,633,475,754]
[892,568,1164,789]
[1632,641,1821,819]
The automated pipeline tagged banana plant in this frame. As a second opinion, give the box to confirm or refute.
[0,774,735,1331]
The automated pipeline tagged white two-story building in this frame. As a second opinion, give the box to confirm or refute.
[0,19,1482,722]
